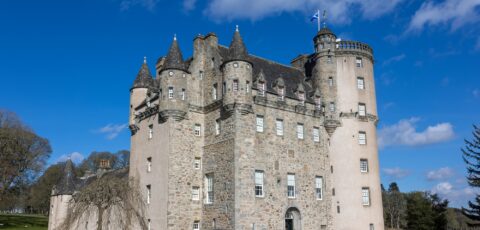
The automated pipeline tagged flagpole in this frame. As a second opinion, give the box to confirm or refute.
[317,9,320,32]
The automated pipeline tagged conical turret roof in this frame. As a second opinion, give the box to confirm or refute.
[55,159,76,195]
[162,36,186,71]
[131,58,154,90]
[226,26,248,62]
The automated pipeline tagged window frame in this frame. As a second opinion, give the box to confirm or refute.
[358,131,367,145]
[255,170,264,198]
[256,115,264,133]
[362,187,370,206]
[297,123,304,140]
[313,127,320,142]
[315,176,323,200]
[360,159,369,173]
[357,77,365,90]
[147,157,152,173]
[276,119,284,136]
[287,173,296,198]
[358,103,366,116]
[194,157,201,170]
[192,186,200,201]
[168,87,174,99]
[194,124,201,137]
[212,84,218,100]
[146,184,151,204]
[205,174,214,204]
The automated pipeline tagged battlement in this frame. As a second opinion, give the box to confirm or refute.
[336,40,373,60]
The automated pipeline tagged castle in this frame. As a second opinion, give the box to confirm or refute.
[49,25,384,230]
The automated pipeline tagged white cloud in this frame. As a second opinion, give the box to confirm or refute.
[382,53,406,66]
[427,167,455,181]
[407,0,480,33]
[183,0,197,12]
[120,0,159,12]
[378,117,455,148]
[473,89,480,98]
[203,0,403,23]
[56,152,85,164]
[383,167,411,179]
[431,180,478,207]
[95,123,128,140]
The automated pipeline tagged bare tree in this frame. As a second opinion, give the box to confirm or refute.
[383,182,407,229]
[59,171,147,230]
[0,109,51,198]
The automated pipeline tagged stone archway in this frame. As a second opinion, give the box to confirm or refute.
[285,207,301,230]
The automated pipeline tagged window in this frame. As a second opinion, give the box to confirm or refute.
[215,119,221,135]
[233,62,239,68]
[148,219,151,230]
[212,84,218,100]
[358,103,366,116]
[233,79,239,92]
[370,224,374,230]
[147,157,152,173]
[313,127,320,142]
[328,77,333,87]
[222,82,226,95]
[246,81,250,93]
[168,87,174,99]
[146,185,151,204]
[256,115,264,133]
[193,221,200,230]
[297,123,304,139]
[148,125,153,139]
[362,187,370,206]
[194,157,201,169]
[287,174,295,198]
[199,71,204,80]
[205,174,214,204]
[358,131,366,145]
[315,96,321,110]
[192,186,200,201]
[360,159,369,173]
[276,119,284,136]
[255,170,264,197]
[258,82,266,96]
[278,87,285,101]
[298,92,305,105]
[181,88,186,100]
[327,55,332,63]
[316,176,323,200]
[329,102,335,112]
[357,77,365,89]
[194,124,201,137]
[356,57,363,67]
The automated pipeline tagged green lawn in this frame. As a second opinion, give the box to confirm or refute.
[0,214,47,230]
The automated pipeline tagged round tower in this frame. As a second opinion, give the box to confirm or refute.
[129,57,154,126]
[158,36,189,121]
[314,27,383,229]
[48,159,76,230]
[221,26,253,115]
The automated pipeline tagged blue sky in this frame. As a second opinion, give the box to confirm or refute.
[0,0,479,207]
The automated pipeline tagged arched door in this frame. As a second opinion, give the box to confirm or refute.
[285,208,301,230]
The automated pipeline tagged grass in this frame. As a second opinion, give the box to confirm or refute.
[0,214,47,230]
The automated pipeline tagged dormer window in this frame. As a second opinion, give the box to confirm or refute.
[278,87,285,101]
[298,92,305,105]
[258,81,266,97]
[315,96,321,110]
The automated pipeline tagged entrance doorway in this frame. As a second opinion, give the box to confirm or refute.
[285,207,301,230]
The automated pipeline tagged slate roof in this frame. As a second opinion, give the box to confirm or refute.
[162,38,187,71]
[53,159,77,195]
[131,61,154,90]
[225,29,248,62]
[218,46,315,102]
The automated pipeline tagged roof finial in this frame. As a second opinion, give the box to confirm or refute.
[322,10,327,28]
[235,25,239,32]
[144,56,147,64]
[174,33,177,41]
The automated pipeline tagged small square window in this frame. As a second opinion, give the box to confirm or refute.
[313,127,320,142]
[297,123,304,140]
[192,186,200,201]
[276,119,284,136]
[358,131,367,145]
[194,124,201,136]
[256,115,264,133]
[362,187,370,206]
[360,159,369,173]
[358,103,366,116]
[356,57,363,67]
[194,157,201,169]
[357,77,365,89]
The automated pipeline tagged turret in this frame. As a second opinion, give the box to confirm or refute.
[221,26,253,115]
[48,159,76,230]
[130,58,154,126]
[158,35,189,121]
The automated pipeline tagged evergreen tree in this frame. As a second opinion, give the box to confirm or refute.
[462,125,480,221]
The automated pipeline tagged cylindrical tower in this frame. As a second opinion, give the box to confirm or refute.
[129,57,154,126]
[313,28,384,229]
[158,36,189,121]
[221,27,253,114]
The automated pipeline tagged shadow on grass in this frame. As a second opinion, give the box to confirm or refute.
[0,214,47,230]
